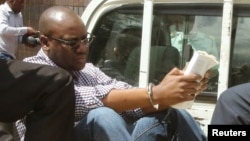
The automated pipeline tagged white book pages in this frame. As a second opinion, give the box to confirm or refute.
[171,50,219,109]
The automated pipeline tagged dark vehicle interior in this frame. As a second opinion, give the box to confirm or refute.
[88,3,250,96]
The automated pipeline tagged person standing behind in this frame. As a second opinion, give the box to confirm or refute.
[0,0,38,60]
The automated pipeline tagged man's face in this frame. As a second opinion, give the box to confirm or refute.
[45,18,90,71]
[10,0,25,13]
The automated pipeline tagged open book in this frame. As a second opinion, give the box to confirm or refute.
[171,50,219,109]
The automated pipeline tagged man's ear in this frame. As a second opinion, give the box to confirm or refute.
[40,35,49,50]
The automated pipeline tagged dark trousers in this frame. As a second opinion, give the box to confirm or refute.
[0,59,75,141]
[211,83,250,124]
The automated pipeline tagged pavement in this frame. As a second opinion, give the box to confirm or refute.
[186,96,216,136]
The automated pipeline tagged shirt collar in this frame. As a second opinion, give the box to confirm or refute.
[37,49,58,66]
[4,2,14,14]
[38,49,78,80]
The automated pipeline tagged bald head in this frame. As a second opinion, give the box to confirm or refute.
[38,6,88,70]
[39,6,84,36]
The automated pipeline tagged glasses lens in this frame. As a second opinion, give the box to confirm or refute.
[69,41,79,47]
[53,33,95,49]
[87,37,94,44]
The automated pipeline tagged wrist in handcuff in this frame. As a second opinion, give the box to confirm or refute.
[147,83,159,110]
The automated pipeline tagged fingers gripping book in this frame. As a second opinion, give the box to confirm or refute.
[171,50,219,109]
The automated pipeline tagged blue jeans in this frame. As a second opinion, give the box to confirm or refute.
[74,107,131,141]
[132,108,206,141]
[74,107,206,141]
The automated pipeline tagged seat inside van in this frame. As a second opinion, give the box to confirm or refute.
[124,46,180,85]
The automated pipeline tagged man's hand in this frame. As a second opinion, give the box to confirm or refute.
[27,27,39,35]
[152,67,209,107]
[22,27,40,47]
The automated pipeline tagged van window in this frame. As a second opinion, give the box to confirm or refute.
[230,16,250,87]
[87,4,250,96]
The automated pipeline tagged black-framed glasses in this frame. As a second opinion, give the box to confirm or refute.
[48,32,95,49]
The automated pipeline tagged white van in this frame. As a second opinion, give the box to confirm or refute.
[81,0,250,133]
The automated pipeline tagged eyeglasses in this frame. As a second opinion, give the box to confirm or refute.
[48,33,95,49]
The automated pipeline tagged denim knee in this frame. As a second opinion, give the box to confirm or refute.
[74,107,131,141]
